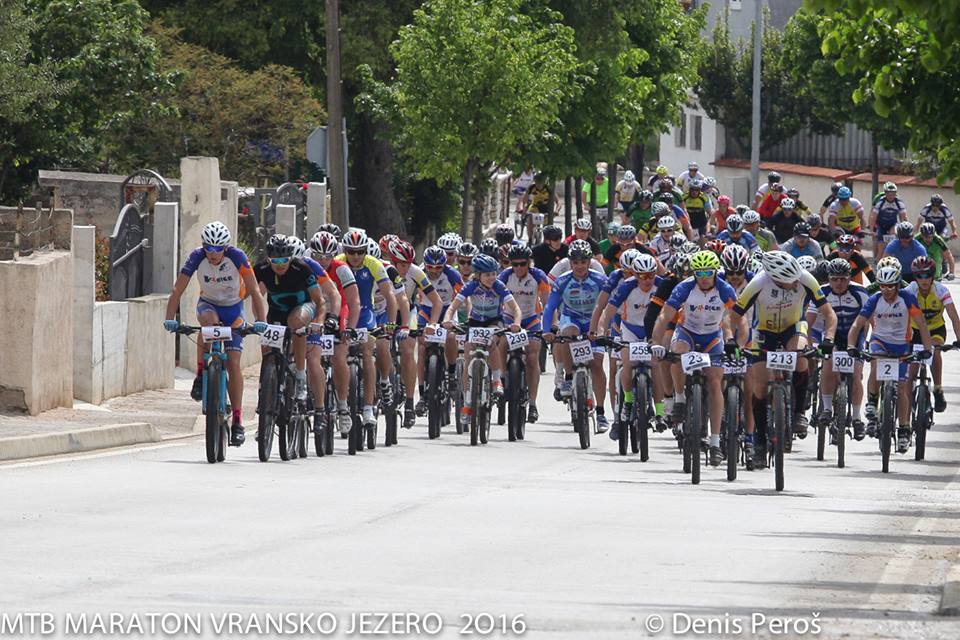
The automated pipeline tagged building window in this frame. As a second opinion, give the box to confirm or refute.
[691,115,703,151]
[730,0,742,10]
[675,113,687,148]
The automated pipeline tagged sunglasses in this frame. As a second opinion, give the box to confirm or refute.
[879,283,899,289]
[203,244,226,253]
[637,272,655,280]
[270,257,290,265]
[344,249,366,256]
[828,276,850,282]
[511,261,529,268]
[726,270,745,277]
[916,272,935,280]
[458,259,472,266]
[570,259,590,265]
[694,269,716,278]
[425,264,444,270]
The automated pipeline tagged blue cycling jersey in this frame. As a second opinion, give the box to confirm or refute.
[542,270,608,324]
[603,268,627,294]
[716,229,759,251]
[456,279,515,321]
[883,239,928,276]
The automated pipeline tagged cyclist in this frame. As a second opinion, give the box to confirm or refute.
[719,244,753,295]
[437,233,462,266]
[826,186,865,239]
[848,261,933,451]
[732,251,836,446]
[807,213,833,249]
[498,244,551,421]
[707,195,736,236]
[518,173,557,240]
[442,254,522,427]
[780,222,824,261]
[917,194,958,239]
[743,210,777,252]
[769,198,805,245]
[549,239,604,280]
[338,229,399,430]
[717,214,759,252]
[823,234,875,285]
[682,179,713,242]
[310,231,361,434]
[883,221,928,282]
[369,239,411,418]
[532,224,569,274]
[757,182,787,223]
[630,190,656,233]
[615,170,641,219]
[820,182,843,216]
[164,221,268,446]
[806,258,870,441]
[870,182,907,261]
[649,216,678,262]
[786,187,813,220]
[564,218,602,256]
[916,222,956,281]
[599,221,619,256]
[654,178,684,207]
[905,255,960,412]
[754,170,783,208]
[456,242,478,277]
[602,224,642,273]
[651,250,741,466]
[677,161,706,193]
[648,164,669,190]
[542,242,612,431]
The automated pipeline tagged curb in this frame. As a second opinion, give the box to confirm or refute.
[0,423,160,462]
[940,554,960,616]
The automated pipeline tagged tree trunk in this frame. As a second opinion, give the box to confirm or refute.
[547,178,555,226]
[564,176,573,237]
[607,158,617,231]
[352,115,407,237]
[575,176,584,221]
[471,168,486,243]
[460,158,476,239]
[627,142,645,178]
[871,136,880,202]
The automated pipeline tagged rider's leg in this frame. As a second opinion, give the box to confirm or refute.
[526,340,541,404]
[591,353,607,409]
[333,343,350,406]
[400,336,417,401]
[306,345,325,406]
[707,367,724,437]
[362,339,376,406]
[226,349,243,415]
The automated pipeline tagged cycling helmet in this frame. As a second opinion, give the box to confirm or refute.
[318,223,342,239]
[876,264,902,285]
[657,216,676,231]
[780,198,796,210]
[670,234,687,250]
[688,161,699,170]
[423,245,447,266]
[479,238,499,257]
[682,241,700,255]
[289,236,307,260]
[574,218,592,230]
[826,258,852,278]
[895,220,914,239]
[471,254,499,273]
[750,257,763,273]
[797,255,818,272]
[836,234,856,250]
[617,224,637,240]
[671,252,693,277]
[569,240,593,260]
[742,210,761,225]
[884,181,898,193]
[508,244,533,261]
[639,190,654,202]
[631,253,657,274]
[807,213,822,227]
[388,238,416,263]
[659,192,675,204]
[607,221,621,237]
[690,250,721,272]
[656,165,669,177]
[310,231,340,257]
[619,248,641,270]
[721,244,750,272]
[831,182,842,195]
[877,255,901,271]
[768,171,782,183]
[793,222,811,237]
[762,250,802,284]
[931,194,944,206]
[341,229,368,251]
[735,204,750,216]
[266,234,293,258]
[652,201,671,217]
[542,225,563,241]
[457,242,478,258]
[912,256,936,278]
[726,214,744,233]
[379,234,399,255]
[787,187,800,198]
[688,179,703,191]
[200,221,231,247]
[751,247,765,262]
[770,182,784,193]
[919,222,936,236]
[705,176,717,188]
[717,195,731,206]
[705,239,727,256]
[623,170,635,182]
[837,186,852,199]
[494,224,515,245]
[437,232,462,252]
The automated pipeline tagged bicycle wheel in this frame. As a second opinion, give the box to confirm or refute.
[366,413,377,450]
[455,358,465,434]
[880,384,895,473]
[617,386,628,456]
[278,372,297,461]
[470,360,484,446]
[348,365,360,455]
[323,376,336,455]
[427,354,442,440]
[725,384,740,482]
[479,376,491,445]
[689,382,703,485]
[636,373,650,460]
[913,384,930,461]
[575,373,590,450]
[204,360,224,464]
[834,375,849,469]
[507,357,523,442]
[816,403,827,462]
[297,411,308,459]
[771,385,787,492]
[257,354,278,462]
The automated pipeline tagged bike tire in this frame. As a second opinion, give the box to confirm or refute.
[324,377,336,455]
[455,359,465,434]
[576,373,590,450]
[348,366,359,455]
[725,384,740,482]
[617,385,628,455]
[257,355,278,462]
[636,373,649,460]
[835,376,849,469]
[881,384,894,473]
[914,385,930,461]
[278,372,297,462]
[366,418,376,450]
[470,360,483,446]
[297,413,308,459]
[816,406,826,461]
[772,385,786,491]
[507,357,523,442]
[689,382,703,485]
[497,394,506,426]
[204,359,224,464]
[427,354,442,440]
[479,368,491,445]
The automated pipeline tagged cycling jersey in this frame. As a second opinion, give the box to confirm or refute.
[456,279,515,322]
[666,277,737,335]
[401,263,435,301]
[601,243,655,273]
[734,270,825,334]
[716,229,759,251]
[676,170,705,192]
[682,193,711,230]
[181,246,253,306]
[827,198,865,232]
[582,178,609,207]
[532,241,568,273]
[422,265,460,306]
[608,277,655,327]
[905,281,953,331]
[525,184,552,213]
[824,250,875,283]
[859,290,922,344]
[808,283,869,344]
[770,211,805,244]
[317,258,356,329]
[649,235,673,261]
[779,238,824,260]
[883,239,928,277]
[543,270,608,326]
[631,206,654,231]
[498,266,550,319]
[920,204,953,235]
[562,235,601,255]
[873,196,906,233]
[373,263,406,319]
[751,227,778,252]
[757,192,785,219]
[916,233,949,279]
[548,257,604,280]
[254,259,321,322]
[615,179,640,205]
[336,254,390,310]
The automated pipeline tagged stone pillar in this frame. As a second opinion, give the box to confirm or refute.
[307,181,327,235]
[221,181,239,241]
[275,204,297,237]
[152,202,179,295]
[72,225,98,404]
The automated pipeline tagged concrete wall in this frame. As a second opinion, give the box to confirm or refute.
[0,251,74,414]
[658,98,719,178]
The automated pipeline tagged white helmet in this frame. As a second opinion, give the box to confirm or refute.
[762,250,803,284]
[201,221,231,247]
[780,197,796,210]
[575,218,592,230]
[623,170,636,182]
[797,255,818,272]
[876,263,902,285]
[631,253,657,274]
[619,248,640,270]
[742,210,761,225]
[657,216,676,230]
[437,233,461,252]
[288,236,306,260]
[367,237,381,260]
[310,231,340,257]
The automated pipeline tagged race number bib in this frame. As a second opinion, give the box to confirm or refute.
[913,344,933,366]
[876,359,899,381]
[883,234,896,245]
[505,330,529,351]
[424,326,448,344]
[766,351,797,372]
[681,352,710,374]
[317,334,335,356]
[201,326,232,343]
[832,351,855,374]
[354,328,369,343]
[468,327,495,346]
[258,324,286,349]
[455,332,466,347]
[629,342,652,362]
[532,213,545,225]
[723,358,747,375]
[570,340,594,366]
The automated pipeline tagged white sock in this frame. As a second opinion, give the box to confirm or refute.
[822,394,832,410]
[492,370,502,383]
[675,392,686,404]
[710,434,720,447]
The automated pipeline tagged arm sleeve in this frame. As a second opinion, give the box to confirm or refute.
[180,248,205,277]
[541,281,565,329]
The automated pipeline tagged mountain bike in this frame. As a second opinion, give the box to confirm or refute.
[818,351,856,468]
[504,329,540,442]
[452,325,510,446]
[664,351,713,485]
[257,324,316,462]
[553,334,607,450]
[722,352,748,481]
[911,344,954,461]
[411,325,451,440]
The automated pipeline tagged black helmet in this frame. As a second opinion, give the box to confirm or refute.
[494,224,515,245]
[735,204,749,216]
[768,171,782,183]
[266,234,294,258]
[793,222,811,237]
[831,182,842,195]
[479,238,499,257]
[639,189,653,202]
[542,224,563,241]
[931,194,944,206]
[826,258,851,278]
[508,244,533,261]
[318,223,342,240]
[660,192,674,204]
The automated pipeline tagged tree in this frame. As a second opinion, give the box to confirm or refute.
[695,8,805,154]
[367,0,578,239]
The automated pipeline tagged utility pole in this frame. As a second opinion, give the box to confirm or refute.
[325,0,347,229]
[750,0,763,196]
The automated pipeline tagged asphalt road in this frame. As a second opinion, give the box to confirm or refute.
[3,363,960,640]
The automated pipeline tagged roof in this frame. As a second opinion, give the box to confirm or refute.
[712,159,852,180]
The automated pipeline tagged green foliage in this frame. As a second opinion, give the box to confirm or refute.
[0,0,58,123]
